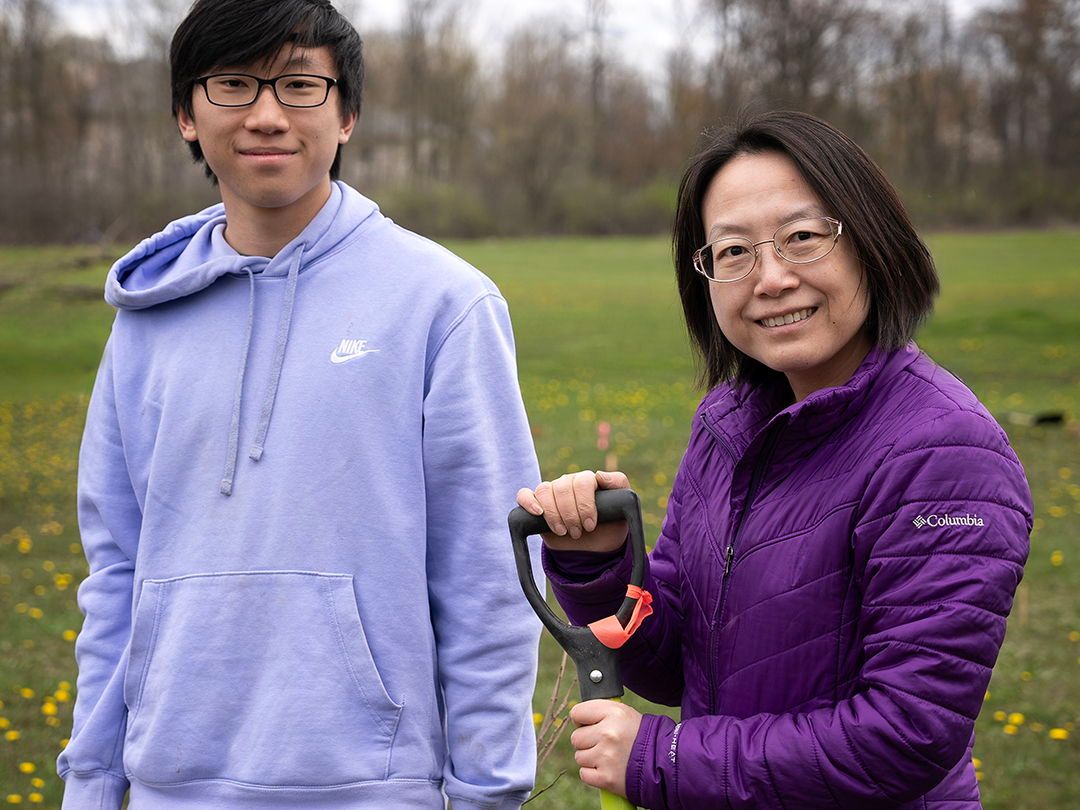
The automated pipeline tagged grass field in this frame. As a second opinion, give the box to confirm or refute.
[0,232,1077,808]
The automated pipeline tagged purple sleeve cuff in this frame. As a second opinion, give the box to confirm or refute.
[542,542,627,581]
[541,540,637,627]
[626,712,679,809]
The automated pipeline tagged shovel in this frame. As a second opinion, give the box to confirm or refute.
[509,488,650,810]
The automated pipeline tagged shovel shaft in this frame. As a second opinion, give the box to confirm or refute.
[600,790,636,810]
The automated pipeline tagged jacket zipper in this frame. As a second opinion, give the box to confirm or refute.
[706,424,781,714]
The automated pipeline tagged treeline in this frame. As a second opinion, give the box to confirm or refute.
[0,0,1077,243]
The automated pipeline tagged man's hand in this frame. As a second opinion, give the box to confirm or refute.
[569,699,643,797]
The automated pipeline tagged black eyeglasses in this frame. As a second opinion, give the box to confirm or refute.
[195,73,339,108]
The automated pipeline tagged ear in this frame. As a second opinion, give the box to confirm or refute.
[338,110,357,145]
[177,105,198,143]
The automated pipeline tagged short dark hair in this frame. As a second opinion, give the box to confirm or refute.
[672,110,939,390]
[170,0,364,181]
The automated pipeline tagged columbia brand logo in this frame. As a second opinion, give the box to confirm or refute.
[913,513,985,528]
[330,339,380,365]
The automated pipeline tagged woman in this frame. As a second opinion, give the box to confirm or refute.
[517,111,1032,809]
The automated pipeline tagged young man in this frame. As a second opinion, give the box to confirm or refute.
[57,1,542,807]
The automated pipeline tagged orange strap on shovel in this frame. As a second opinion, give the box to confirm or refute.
[588,584,653,649]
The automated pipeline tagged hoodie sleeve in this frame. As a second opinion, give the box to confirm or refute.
[56,336,138,809]
[422,292,543,810]
[543,468,689,707]
[626,408,1032,809]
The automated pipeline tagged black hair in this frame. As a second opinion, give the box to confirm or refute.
[170,0,364,181]
[672,110,940,390]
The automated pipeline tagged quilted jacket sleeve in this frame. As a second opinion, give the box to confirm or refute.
[628,408,1032,809]
[544,470,689,707]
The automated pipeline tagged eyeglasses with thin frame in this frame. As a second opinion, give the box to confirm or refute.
[693,216,844,283]
[195,73,339,108]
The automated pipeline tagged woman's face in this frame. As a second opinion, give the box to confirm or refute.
[701,150,872,401]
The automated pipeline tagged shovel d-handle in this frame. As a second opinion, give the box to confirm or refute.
[508,488,647,702]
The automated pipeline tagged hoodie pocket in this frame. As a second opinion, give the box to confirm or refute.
[122,571,403,786]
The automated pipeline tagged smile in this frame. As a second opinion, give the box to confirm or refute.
[757,307,818,329]
[240,150,297,160]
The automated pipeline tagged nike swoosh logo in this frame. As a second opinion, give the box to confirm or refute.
[330,349,380,364]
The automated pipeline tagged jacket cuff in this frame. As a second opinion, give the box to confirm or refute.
[626,713,679,810]
[542,540,633,605]
[60,771,129,810]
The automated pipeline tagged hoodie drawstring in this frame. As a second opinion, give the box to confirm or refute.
[219,245,304,496]
[249,246,303,462]
[220,267,258,496]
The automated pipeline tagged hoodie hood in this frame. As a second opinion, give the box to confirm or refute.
[105,181,378,310]
[103,182,381,496]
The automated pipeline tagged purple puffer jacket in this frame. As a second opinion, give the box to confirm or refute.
[546,344,1032,809]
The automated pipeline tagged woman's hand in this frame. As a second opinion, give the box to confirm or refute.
[516,470,631,552]
[569,699,642,797]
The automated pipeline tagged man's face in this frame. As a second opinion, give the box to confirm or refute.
[177,46,356,214]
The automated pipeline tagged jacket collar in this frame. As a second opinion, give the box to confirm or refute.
[701,342,922,460]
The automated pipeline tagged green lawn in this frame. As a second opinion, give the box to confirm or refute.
[0,232,1077,808]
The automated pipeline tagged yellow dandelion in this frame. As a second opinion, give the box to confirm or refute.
[0,718,8,729]
[1048,506,1067,518]
[68,543,81,555]
[1008,712,1025,725]
[41,561,55,572]
[1049,728,1069,740]
[28,781,42,790]
[27,796,41,805]
[972,757,982,769]
[5,795,23,805]
[4,730,21,741]
[61,630,77,642]
[984,690,990,701]
[41,703,57,717]
[975,771,983,782]
[1030,722,1045,733]
[1050,550,1064,566]
[1021,671,1033,681]
[532,712,543,726]
[1003,724,1018,735]
[1069,631,1080,643]
[54,690,70,702]
[45,717,60,728]
[58,681,71,691]
[993,710,1006,722]
[1060,467,1072,480]
[32,586,45,597]
[59,738,69,748]
[27,608,43,620]
[18,688,34,699]
[16,538,31,554]
[17,763,34,774]
[14,603,28,614]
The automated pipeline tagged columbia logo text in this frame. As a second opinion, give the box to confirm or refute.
[912,513,985,528]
